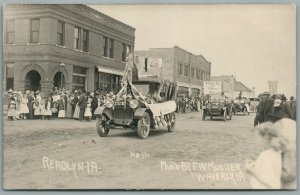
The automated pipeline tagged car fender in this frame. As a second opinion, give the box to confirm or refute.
[94,107,113,119]
[134,108,149,119]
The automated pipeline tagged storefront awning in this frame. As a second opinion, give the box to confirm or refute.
[97,66,124,76]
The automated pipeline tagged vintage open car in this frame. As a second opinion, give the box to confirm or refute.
[233,98,250,116]
[202,98,233,122]
[94,79,176,139]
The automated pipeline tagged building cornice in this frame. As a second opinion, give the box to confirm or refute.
[4,4,135,41]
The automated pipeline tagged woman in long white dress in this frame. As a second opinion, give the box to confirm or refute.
[84,97,92,121]
[19,94,29,119]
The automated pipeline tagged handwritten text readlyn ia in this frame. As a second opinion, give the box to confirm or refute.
[42,156,101,178]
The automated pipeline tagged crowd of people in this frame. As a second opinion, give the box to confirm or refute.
[254,92,296,126]
[6,87,111,121]
[175,96,203,113]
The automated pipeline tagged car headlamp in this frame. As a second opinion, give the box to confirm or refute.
[105,99,114,108]
[129,99,139,109]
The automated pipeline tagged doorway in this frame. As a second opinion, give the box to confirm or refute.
[25,70,41,92]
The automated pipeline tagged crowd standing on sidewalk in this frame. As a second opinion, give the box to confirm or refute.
[6,87,110,122]
[175,95,203,113]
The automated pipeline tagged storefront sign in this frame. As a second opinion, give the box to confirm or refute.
[204,81,222,96]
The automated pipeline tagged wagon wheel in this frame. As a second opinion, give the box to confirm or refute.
[223,110,227,122]
[167,112,176,132]
[137,112,151,139]
[96,115,109,137]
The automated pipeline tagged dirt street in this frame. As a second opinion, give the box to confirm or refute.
[3,111,261,189]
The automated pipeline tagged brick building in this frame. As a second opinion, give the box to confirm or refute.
[3,4,135,96]
[135,46,211,97]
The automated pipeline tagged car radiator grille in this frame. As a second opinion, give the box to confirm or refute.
[114,108,134,119]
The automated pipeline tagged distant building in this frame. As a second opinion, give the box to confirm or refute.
[3,4,135,95]
[234,81,255,98]
[212,75,255,99]
[135,46,211,97]
[211,75,235,98]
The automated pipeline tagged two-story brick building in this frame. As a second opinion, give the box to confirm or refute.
[3,4,135,96]
[135,46,211,97]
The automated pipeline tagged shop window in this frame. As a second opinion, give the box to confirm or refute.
[57,21,65,46]
[98,72,121,94]
[6,20,14,44]
[5,63,14,90]
[30,18,39,43]
[72,66,87,91]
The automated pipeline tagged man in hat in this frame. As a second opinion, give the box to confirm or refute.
[254,93,265,127]
[77,89,87,121]
[262,91,274,122]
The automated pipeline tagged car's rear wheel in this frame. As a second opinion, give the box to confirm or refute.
[137,112,150,139]
[167,112,176,132]
[96,115,109,137]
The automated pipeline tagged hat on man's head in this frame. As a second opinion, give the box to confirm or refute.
[262,91,270,96]
[10,101,16,105]
[25,90,30,95]
[35,90,40,94]
[8,89,13,93]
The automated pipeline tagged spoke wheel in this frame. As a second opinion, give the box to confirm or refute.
[96,115,109,137]
[137,112,151,139]
[167,112,176,132]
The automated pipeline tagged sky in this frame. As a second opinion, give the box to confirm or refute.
[89,4,296,97]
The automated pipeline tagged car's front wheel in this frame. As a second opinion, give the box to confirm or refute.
[137,112,151,139]
[167,112,176,132]
[96,115,109,137]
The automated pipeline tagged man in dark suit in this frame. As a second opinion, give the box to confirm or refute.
[91,92,99,119]
[77,89,87,121]
[263,92,274,122]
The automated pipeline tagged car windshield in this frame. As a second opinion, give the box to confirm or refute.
[133,84,150,96]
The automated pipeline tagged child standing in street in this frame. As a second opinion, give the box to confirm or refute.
[7,101,17,121]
